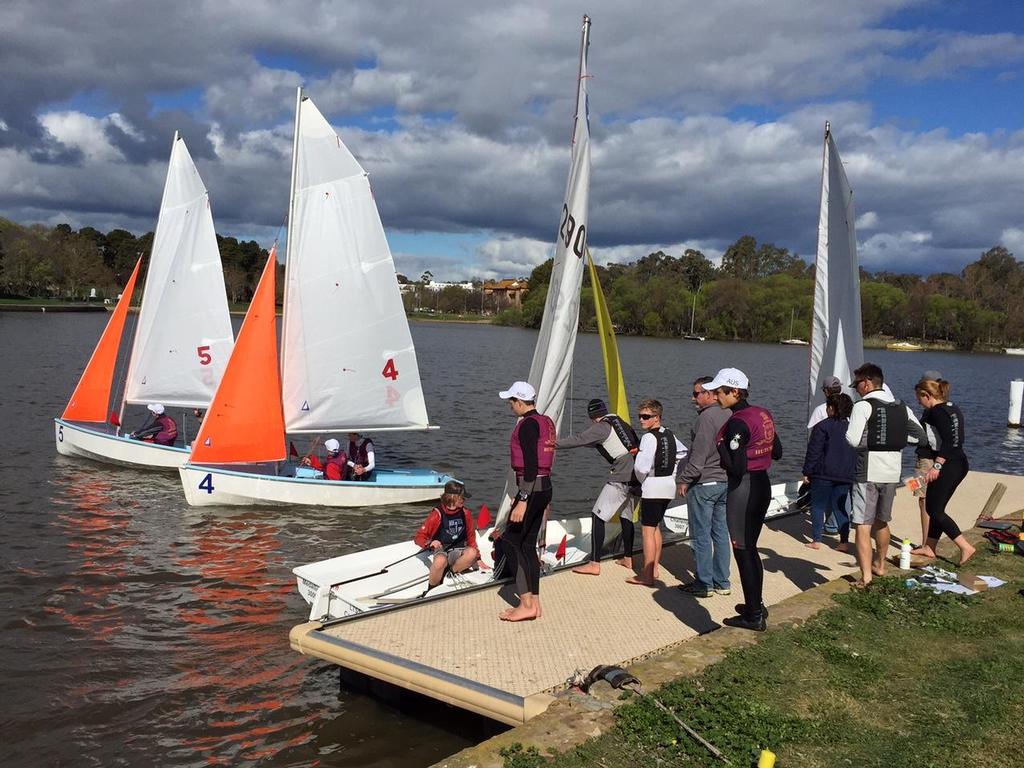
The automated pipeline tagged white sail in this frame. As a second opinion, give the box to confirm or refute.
[123,133,235,409]
[281,93,430,433]
[808,123,864,416]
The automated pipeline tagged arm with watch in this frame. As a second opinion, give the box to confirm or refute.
[510,418,540,523]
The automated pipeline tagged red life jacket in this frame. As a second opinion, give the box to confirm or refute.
[348,438,373,466]
[510,412,556,476]
[153,414,178,446]
[323,452,349,481]
[719,406,775,472]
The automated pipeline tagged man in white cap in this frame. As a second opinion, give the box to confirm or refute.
[497,380,554,622]
[129,403,178,446]
[302,438,349,480]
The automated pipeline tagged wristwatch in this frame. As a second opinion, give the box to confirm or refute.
[932,462,943,471]
[515,490,530,502]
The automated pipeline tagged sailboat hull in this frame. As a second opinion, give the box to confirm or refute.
[294,481,803,622]
[179,463,453,507]
[54,418,189,470]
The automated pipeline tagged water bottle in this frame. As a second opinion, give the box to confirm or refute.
[899,539,912,569]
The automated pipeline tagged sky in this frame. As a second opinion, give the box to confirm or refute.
[1,0,1023,280]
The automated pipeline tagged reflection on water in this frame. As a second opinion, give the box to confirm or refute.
[1,313,1023,767]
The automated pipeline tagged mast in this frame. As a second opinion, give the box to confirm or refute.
[279,86,303,374]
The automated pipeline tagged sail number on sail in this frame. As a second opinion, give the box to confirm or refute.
[559,203,587,259]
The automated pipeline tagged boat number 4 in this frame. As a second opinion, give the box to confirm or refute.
[559,203,586,259]
[197,345,212,366]
[382,358,399,381]
[198,473,215,494]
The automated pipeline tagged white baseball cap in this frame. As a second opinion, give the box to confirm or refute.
[147,403,165,415]
[324,438,341,452]
[702,368,749,391]
[499,381,536,401]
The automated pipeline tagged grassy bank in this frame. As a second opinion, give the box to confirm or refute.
[503,546,1024,768]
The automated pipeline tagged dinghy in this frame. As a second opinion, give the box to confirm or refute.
[54,133,234,469]
[178,89,450,507]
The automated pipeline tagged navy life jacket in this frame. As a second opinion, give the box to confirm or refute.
[866,399,909,451]
[651,426,677,477]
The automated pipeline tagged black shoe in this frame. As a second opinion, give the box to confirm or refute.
[734,602,768,619]
[722,613,767,632]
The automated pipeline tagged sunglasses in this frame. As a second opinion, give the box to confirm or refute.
[691,390,704,397]
[638,413,656,420]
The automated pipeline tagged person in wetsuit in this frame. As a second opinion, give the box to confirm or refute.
[910,377,976,565]
[555,397,640,576]
[414,480,479,588]
[704,368,782,631]
[498,380,554,622]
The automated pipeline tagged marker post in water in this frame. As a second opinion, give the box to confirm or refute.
[1009,379,1023,427]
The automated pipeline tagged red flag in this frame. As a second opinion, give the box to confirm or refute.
[289,441,299,458]
[555,534,567,562]
[476,503,491,531]
[108,410,121,427]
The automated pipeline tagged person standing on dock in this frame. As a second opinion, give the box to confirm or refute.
[706,368,782,632]
[677,376,732,598]
[627,399,686,587]
[414,480,480,588]
[910,377,976,565]
[845,363,926,588]
[498,381,554,622]
[554,398,641,576]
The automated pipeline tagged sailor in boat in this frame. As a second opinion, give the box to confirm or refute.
[497,380,554,622]
[302,438,349,480]
[413,480,479,588]
[844,363,926,589]
[553,397,640,576]
[626,399,686,588]
[346,432,375,481]
[705,368,782,631]
[129,403,178,446]
[676,376,732,599]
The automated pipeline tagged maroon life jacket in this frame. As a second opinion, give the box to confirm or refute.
[718,406,775,472]
[154,414,178,446]
[347,438,373,466]
[510,413,556,476]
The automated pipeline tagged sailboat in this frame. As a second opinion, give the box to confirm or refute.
[294,14,607,619]
[54,133,235,469]
[683,288,705,341]
[780,307,809,345]
[177,89,451,507]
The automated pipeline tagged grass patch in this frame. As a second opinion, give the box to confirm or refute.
[513,547,1024,768]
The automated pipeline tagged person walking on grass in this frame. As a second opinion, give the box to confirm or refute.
[845,363,926,588]
[802,393,856,551]
[677,376,732,599]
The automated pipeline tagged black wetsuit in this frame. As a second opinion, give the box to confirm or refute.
[504,412,553,596]
[591,514,635,562]
[921,403,968,542]
[718,401,783,619]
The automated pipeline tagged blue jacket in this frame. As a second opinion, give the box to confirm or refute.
[802,417,856,483]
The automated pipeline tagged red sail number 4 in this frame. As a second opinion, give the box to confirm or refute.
[382,358,399,380]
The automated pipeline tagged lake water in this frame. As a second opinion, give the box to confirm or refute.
[2,313,1022,767]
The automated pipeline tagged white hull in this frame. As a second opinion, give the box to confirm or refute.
[179,463,452,508]
[295,480,803,621]
[780,339,809,346]
[54,418,188,470]
[1005,348,1024,356]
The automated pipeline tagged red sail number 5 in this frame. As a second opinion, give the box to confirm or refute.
[382,358,399,380]
[197,345,212,366]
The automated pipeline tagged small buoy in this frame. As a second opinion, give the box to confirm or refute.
[41,307,46,313]
[1009,379,1023,427]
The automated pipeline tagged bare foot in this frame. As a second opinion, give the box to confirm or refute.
[625,576,656,587]
[911,546,936,558]
[653,568,660,579]
[499,607,515,619]
[805,541,822,550]
[835,542,849,552]
[572,562,601,576]
[615,557,632,569]
[852,578,870,590]
[500,606,538,622]
[959,544,977,567]
[872,565,886,578]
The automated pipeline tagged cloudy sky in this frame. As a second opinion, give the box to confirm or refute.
[2,0,1023,279]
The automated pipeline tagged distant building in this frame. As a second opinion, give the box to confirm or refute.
[482,279,529,308]
[424,280,474,292]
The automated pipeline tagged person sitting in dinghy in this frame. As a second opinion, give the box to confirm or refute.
[347,432,375,481]
[302,438,349,480]
[129,403,178,446]
[414,480,479,588]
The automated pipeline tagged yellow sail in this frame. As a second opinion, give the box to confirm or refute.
[587,249,629,422]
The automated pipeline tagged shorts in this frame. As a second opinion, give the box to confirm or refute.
[440,547,474,567]
[850,481,897,526]
[640,497,670,527]
[912,458,931,497]
[593,482,636,523]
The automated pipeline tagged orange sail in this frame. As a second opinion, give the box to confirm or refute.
[190,248,286,464]
[62,258,143,422]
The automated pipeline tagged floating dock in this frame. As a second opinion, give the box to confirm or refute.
[290,470,1023,725]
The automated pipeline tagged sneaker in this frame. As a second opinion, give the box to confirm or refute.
[678,582,712,598]
[722,613,767,632]
[734,602,769,619]
[713,586,732,596]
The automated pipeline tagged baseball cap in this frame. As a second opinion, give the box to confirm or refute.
[587,398,609,418]
[702,367,749,391]
[499,381,536,401]
[324,438,341,452]
[443,479,471,498]
[147,403,165,415]
[921,370,943,381]
[822,375,842,390]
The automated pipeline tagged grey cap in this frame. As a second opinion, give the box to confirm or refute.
[921,370,943,381]
[822,375,842,390]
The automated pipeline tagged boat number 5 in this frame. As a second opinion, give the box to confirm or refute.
[199,473,215,494]
[197,345,212,366]
[58,425,64,442]
[382,358,399,381]
[559,203,586,259]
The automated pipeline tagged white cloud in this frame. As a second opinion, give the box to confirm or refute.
[856,211,879,229]
[38,111,126,162]
[1000,227,1024,257]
